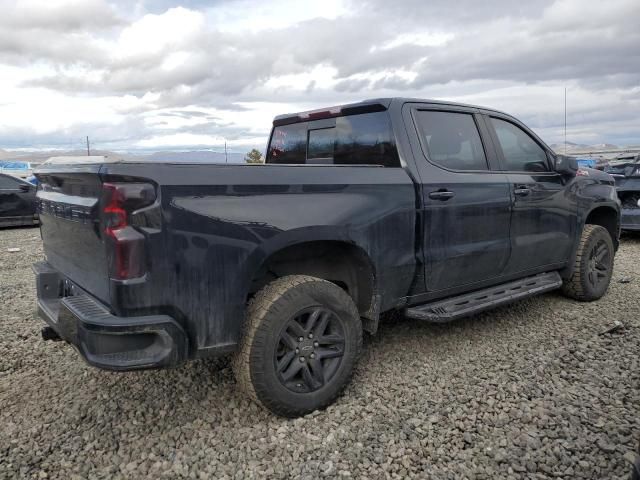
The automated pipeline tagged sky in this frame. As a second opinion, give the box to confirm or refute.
[0,0,638,153]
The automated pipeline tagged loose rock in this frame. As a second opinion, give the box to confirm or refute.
[1,227,639,479]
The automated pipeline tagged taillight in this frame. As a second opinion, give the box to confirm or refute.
[101,182,156,280]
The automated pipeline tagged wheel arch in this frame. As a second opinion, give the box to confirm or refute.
[248,238,380,333]
[561,203,620,280]
[584,205,620,250]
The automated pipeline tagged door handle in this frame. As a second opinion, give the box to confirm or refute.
[514,186,531,197]
[428,190,455,201]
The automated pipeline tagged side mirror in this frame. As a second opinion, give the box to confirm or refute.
[554,154,578,176]
[19,183,31,192]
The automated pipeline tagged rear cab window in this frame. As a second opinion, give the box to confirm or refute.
[266,111,400,167]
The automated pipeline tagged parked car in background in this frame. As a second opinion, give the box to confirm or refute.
[604,153,640,231]
[33,98,620,417]
[0,161,33,179]
[25,174,39,186]
[0,173,39,227]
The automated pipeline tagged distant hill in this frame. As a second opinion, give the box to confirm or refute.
[549,142,628,153]
[549,142,640,160]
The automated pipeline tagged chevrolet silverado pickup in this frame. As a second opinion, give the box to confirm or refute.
[33,98,620,417]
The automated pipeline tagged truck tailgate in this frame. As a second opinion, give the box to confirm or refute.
[36,165,110,303]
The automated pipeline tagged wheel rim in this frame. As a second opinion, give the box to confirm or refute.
[274,306,346,393]
[587,238,611,290]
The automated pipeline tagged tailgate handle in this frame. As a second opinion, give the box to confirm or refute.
[428,190,455,201]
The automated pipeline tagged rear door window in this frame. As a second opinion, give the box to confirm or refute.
[267,111,399,167]
[414,110,488,171]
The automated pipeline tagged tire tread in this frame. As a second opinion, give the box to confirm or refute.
[562,224,613,301]
[232,275,361,417]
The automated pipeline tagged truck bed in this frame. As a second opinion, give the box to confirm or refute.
[35,160,417,358]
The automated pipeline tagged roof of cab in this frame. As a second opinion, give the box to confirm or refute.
[272,97,511,126]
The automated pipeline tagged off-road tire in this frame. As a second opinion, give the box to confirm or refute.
[562,224,614,301]
[232,275,362,417]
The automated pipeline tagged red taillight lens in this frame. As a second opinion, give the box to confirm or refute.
[107,227,146,280]
[103,183,128,231]
[101,182,155,280]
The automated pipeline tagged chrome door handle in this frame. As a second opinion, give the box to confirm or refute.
[428,190,455,201]
[514,187,531,197]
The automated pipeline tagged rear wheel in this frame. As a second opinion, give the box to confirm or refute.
[562,224,614,301]
[233,275,362,417]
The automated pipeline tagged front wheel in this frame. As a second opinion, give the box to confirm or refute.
[562,224,614,301]
[232,275,362,417]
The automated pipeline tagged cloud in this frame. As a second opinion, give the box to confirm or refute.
[0,0,121,66]
[0,0,123,31]
[407,0,640,89]
[0,0,639,150]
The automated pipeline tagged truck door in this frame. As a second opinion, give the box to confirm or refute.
[485,115,576,273]
[403,105,512,292]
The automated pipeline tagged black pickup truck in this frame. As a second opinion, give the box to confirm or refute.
[33,98,620,417]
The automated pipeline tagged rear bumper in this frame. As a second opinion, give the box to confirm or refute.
[33,261,188,371]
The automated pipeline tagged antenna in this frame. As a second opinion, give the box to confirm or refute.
[86,136,91,156]
[564,88,567,155]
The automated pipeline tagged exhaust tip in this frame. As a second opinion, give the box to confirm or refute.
[41,326,62,342]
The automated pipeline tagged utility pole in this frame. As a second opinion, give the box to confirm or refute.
[86,136,91,156]
[224,141,228,164]
[564,87,567,155]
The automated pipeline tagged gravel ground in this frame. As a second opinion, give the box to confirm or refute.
[1,226,639,480]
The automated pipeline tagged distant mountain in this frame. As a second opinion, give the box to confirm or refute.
[0,148,27,160]
[550,142,589,152]
[549,142,628,153]
[590,143,620,150]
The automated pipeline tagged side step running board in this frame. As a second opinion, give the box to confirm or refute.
[404,272,562,323]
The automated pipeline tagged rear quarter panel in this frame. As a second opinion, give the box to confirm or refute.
[100,163,417,354]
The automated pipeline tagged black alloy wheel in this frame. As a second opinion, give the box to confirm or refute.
[274,306,345,393]
[586,238,612,291]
